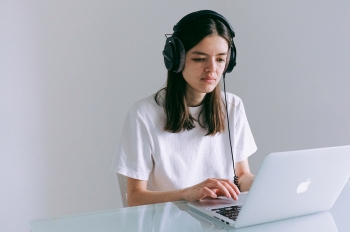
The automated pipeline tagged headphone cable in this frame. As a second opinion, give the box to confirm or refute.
[223,73,236,179]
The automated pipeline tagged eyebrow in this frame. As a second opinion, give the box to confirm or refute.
[191,51,227,56]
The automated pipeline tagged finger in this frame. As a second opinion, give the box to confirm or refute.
[199,187,217,200]
[210,179,240,200]
[215,189,233,198]
[218,180,239,194]
[213,189,230,197]
[220,181,239,200]
[207,179,232,198]
[214,178,240,195]
[202,178,237,199]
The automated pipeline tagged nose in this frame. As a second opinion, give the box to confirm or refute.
[205,58,216,73]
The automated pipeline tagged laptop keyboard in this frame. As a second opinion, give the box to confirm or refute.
[211,205,242,221]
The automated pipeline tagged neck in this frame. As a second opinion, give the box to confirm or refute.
[186,92,206,107]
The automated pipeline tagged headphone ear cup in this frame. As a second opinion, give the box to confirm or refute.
[163,37,176,71]
[173,37,185,73]
[224,44,236,73]
[162,37,186,73]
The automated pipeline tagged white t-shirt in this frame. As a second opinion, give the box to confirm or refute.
[111,92,257,191]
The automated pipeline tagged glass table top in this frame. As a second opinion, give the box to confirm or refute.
[30,180,350,232]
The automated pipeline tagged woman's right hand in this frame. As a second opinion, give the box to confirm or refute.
[181,178,240,202]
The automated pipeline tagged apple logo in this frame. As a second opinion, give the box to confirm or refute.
[296,178,311,194]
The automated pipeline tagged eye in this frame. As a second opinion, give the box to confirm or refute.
[217,58,226,63]
[192,58,205,62]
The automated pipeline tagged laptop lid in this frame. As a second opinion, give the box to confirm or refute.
[189,145,350,228]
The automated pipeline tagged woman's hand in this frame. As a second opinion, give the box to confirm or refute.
[181,178,240,202]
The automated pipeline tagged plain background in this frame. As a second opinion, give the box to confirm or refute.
[1,1,350,231]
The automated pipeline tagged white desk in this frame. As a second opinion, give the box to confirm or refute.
[30,180,350,232]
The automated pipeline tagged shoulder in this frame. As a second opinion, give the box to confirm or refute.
[220,92,244,113]
[128,93,163,119]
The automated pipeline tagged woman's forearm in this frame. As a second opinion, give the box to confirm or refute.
[127,188,185,207]
[238,173,255,192]
[127,177,241,207]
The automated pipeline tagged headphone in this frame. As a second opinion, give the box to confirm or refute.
[162,10,237,74]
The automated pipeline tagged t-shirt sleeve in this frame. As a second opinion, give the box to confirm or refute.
[110,109,153,180]
[232,98,257,163]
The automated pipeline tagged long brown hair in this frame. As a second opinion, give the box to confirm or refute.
[155,17,233,135]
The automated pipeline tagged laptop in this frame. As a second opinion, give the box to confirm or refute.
[188,145,350,228]
[187,210,338,232]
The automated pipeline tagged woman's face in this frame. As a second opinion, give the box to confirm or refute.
[182,35,229,105]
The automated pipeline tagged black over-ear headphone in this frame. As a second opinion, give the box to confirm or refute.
[162,10,237,74]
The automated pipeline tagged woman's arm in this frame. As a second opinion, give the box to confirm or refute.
[127,178,183,206]
[127,177,240,207]
[126,159,253,206]
[235,159,255,192]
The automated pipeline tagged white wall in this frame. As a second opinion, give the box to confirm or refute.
[1,1,350,231]
[226,1,350,172]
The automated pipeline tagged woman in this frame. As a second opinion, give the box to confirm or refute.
[111,10,257,207]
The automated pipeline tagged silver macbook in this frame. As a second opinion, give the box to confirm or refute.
[188,145,350,228]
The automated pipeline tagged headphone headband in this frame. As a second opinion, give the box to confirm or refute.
[173,10,235,38]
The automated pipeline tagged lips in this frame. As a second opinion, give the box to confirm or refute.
[201,77,216,83]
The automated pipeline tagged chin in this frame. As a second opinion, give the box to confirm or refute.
[202,88,216,94]
[204,85,218,93]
